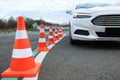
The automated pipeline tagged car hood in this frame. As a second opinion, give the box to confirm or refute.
[74,6,120,14]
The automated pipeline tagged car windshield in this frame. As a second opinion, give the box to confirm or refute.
[75,3,112,9]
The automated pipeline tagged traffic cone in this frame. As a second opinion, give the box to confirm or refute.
[1,16,41,78]
[47,25,55,44]
[59,27,63,38]
[35,24,49,52]
[54,27,59,41]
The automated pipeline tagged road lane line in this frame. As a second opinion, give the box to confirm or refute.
[23,34,65,80]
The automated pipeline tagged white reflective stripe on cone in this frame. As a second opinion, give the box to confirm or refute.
[12,48,33,58]
[49,35,53,38]
[39,38,46,42]
[49,29,52,32]
[54,34,58,36]
[55,29,57,32]
[15,30,28,39]
[40,29,44,32]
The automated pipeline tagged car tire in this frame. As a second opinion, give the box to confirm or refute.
[70,37,78,45]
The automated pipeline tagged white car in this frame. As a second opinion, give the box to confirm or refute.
[69,3,120,44]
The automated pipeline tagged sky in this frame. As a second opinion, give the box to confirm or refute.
[0,0,119,24]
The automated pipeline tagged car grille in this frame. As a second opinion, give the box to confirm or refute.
[92,15,120,26]
[96,28,120,37]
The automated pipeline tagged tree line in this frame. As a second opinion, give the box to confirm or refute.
[0,17,53,29]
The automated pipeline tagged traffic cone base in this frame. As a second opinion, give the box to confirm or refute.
[54,37,59,41]
[47,39,55,44]
[1,63,41,78]
[35,42,49,52]
[59,34,63,38]
[35,47,40,52]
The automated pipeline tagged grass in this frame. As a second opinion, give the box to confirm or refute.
[0,29,16,33]
[0,28,37,33]
[63,28,69,32]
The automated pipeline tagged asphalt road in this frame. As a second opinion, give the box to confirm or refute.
[1,31,120,80]
[38,32,120,80]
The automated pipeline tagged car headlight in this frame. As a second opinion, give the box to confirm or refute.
[73,13,91,18]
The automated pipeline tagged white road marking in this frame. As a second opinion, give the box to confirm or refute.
[22,74,39,80]
[23,34,65,80]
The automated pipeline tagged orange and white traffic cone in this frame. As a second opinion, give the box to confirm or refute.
[1,16,41,78]
[54,27,59,41]
[35,24,49,52]
[47,25,55,44]
[58,27,63,38]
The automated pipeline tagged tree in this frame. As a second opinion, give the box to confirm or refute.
[25,18,34,29]
[0,19,7,29]
[0,16,67,30]
[7,17,17,29]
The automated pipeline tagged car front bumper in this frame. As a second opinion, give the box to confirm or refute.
[71,18,120,41]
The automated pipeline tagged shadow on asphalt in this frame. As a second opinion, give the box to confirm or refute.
[71,41,120,50]
[67,32,120,50]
